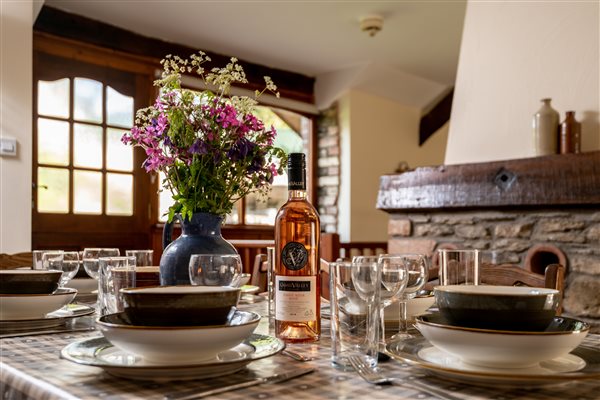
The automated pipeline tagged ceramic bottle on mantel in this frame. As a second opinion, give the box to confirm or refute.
[532,98,559,156]
[559,111,582,154]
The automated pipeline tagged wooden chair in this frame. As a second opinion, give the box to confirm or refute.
[0,252,33,270]
[426,263,566,314]
[250,253,269,293]
[320,233,387,262]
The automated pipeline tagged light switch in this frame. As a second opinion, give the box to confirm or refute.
[0,138,17,157]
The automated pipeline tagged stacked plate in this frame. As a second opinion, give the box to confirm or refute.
[0,270,94,331]
[61,285,285,381]
[386,285,599,386]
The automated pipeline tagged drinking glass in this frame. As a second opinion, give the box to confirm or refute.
[41,251,64,272]
[376,254,409,343]
[99,256,136,316]
[392,253,429,340]
[331,260,380,370]
[438,249,480,286]
[33,250,57,270]
[126,250,154,267]
[82,248,120,280]
[350,257,381,366]
[189,254,242,286]
[56,251,80,287]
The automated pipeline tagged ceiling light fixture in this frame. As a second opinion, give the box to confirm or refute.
[360,15,384,37]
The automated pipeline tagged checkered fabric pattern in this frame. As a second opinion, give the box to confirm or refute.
[1,301,599,400]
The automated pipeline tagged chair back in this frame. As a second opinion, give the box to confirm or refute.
[250,253,268,292]
[0,252,33,270]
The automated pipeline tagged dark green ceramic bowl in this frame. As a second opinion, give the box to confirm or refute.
[0,270,62,294]
[434,285,560,331]
[120,285,241,326]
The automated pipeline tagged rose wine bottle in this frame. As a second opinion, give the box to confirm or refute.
[274,153,321,342]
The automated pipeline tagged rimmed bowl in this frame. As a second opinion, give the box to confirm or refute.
[415,313,589,368]
[0,270,62,294]
[96,310,261,364]
[434,285,560,331]
[0,288,77,320]
[120,285,241,326]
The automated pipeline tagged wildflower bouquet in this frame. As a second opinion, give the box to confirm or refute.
[122,52,286,221]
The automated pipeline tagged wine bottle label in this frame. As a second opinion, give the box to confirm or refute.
[281,242,308,271]
[275,276,317,322]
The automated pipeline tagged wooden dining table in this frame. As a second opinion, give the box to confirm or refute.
[1,298,599,400]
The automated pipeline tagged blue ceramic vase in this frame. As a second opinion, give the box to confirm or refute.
[160,212,237,285]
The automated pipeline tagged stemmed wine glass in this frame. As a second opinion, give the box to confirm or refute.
[56,251,80,287]
[376,254,409,343]
[392,253,429,340]
[82,248,120,280]
[189,254,243,287]
[350,257,381,359]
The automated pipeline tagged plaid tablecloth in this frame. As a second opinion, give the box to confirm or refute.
[1,301,600,400]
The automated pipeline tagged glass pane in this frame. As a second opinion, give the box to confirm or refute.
[107,128,133,171]
[37,167,69,213]
[74,78,102,123]
[106,86,133,127]
[106,173,133,216]
[37,118,69,166]
[38,79,69,118]
[74,123,103,169]
[245,183,286,225]
[225,207,240,225]
[158,171,173,222]
[74,170,102,214]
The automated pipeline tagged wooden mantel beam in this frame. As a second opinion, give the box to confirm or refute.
[377,151,600,212]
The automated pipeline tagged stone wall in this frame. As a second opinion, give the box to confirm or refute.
[388,208,600,331]
[316,104,340,233]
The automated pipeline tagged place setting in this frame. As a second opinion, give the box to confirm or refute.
[60,254,288,382]
[383,249,600,387]
[0,251,95,334]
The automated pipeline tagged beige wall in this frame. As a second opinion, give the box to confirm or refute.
[1,2,34,253]
[339,90,448,242]
[446,1,600,164]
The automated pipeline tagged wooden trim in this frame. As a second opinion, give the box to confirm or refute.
[34,32,157,75]
[377,151,600,211]
[419,88,453,146]
[34,6,315,104]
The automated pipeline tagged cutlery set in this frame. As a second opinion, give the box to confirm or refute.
[348,355,462,400]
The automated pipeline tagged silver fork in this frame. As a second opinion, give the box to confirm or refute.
[348,355,461,400]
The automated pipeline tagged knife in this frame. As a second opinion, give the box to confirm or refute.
[165,367,316,400]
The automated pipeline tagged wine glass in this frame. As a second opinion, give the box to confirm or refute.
[376,254,409,343]
[189,254,243,286]
[392,253,429,340]
[82,248,120,280]
[350,257,381,358]
[56,251,80,287]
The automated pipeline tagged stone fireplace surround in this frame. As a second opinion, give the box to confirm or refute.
[377,151,600,331]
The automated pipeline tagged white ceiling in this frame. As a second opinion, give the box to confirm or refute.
[44,0,467,110]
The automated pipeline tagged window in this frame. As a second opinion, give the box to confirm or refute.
[156,105,311,225]
[32,49,154,251]
[36,77,134,216]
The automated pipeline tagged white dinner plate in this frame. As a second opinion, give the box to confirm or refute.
[0,288,77,320]
[386,337,600,387]
[0,303,95,332]
[61,334,285,381]
[69,278,97,294]
[240,285,260,294]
